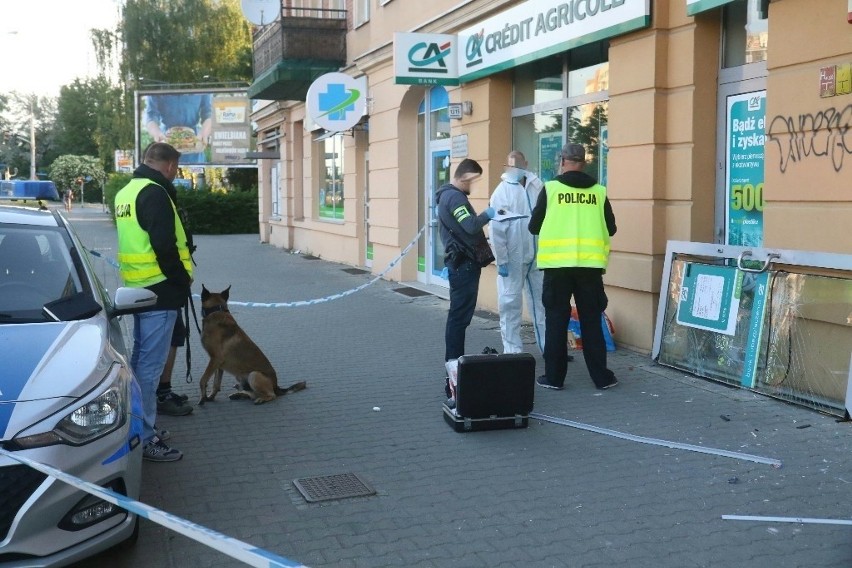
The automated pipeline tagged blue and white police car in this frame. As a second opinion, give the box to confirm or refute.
[0,203,156,566]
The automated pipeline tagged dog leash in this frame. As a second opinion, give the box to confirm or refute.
[182,292,203,384]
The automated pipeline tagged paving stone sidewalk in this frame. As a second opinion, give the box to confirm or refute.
[63,204,852,568]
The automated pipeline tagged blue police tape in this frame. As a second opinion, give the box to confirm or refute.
[86,248,121,269]
[529,412,782,467]
[86,225,428,308]
[0,448,309,568]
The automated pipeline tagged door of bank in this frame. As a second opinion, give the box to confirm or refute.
[425,147,451,286]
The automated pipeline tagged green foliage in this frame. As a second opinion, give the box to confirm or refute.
[49,156,108,198]
[103,173,257,234]
[225,168,258,191]
[103,173,133,216]
[179,190,258,234]
[121,0,252,85]
[56,78,132,172]
[0,94,56,180]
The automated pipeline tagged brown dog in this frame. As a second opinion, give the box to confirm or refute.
[198,285,306,405]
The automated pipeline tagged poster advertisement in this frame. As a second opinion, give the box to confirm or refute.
[137,89,253,167]
[726,91,766,246]
[538,133,562,182]
[114,150,134,173]
[676,263,742,336]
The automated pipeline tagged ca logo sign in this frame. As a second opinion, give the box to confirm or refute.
[407,41,452,74]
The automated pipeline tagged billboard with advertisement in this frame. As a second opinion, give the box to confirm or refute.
[114,150,134,173]
[136,89,254,167]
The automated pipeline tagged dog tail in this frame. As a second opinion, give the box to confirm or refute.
[275,381,307,396]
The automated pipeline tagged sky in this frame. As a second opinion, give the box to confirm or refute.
[0,0,123,98]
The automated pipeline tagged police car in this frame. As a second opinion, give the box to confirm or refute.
[0,203,156,566]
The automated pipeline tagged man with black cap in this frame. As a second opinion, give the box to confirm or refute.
[528,142,618,391]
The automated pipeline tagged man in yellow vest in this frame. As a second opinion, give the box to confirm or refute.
[529,143,618,391]
[115,142,193,462]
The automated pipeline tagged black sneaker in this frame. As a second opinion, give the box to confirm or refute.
[536,375,564,390]
[157,391,193,416]
[599,380,619,390]
[142,437,183,462]
[481,346,499,355]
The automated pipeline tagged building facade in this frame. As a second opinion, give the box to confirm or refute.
[248,0,852,353]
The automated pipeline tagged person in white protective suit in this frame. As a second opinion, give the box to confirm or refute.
[489,150,550,355]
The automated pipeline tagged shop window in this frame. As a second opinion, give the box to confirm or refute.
[316,133,345,220]
[513,56,564,108]
[722,0,768,68]
[567,101,608,183]
[511,41,609,183]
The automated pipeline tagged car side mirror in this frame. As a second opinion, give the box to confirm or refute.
[112,287,158,315]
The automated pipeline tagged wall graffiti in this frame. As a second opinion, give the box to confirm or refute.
[768,104,852,173]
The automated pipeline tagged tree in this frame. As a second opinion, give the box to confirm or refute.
[0,94,57,179]
[55,78,131,172]
[120,0,252,85]
[49,155,107,198]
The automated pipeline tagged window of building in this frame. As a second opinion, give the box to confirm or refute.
[316,132,345,220]
[722,0,768,68]
[511,41,609,182]
[419,86,450,141]
[355,0,370,27]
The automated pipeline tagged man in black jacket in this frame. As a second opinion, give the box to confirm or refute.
[529,143,618,391]
[436,158,495,363]
[115,142,193,462]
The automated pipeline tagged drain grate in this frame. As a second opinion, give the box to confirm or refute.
[293,473,376,503]
[342,267,369,275]
[392,286,432,298]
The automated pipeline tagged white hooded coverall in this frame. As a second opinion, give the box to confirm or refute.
[489,172,546,354]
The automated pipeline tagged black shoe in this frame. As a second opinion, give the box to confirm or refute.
[444,376,452,399]
[481,346,498,355]
[599,379,619,390]
[536,375,564,390]
[567,354,575,362]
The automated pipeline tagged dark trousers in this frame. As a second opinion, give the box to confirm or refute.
[541,267,615,388]
[445,258,481,361]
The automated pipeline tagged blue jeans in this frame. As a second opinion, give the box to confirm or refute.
[445,258,481,361]
[131,309,178,444]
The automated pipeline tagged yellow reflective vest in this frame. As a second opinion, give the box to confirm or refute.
[115,178,193,287]
[536,179,610,269]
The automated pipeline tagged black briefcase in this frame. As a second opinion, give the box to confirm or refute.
[442,352,536,432]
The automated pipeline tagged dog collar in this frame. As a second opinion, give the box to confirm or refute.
[201,304,229,317]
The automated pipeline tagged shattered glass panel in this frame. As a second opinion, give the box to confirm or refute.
[657,256,852,417]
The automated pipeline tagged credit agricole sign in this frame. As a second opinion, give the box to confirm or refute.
[394,0,651,86]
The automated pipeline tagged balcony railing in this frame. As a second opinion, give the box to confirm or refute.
[252,7,347,77]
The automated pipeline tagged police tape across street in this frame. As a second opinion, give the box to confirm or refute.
[0,448,310,568]
[87,225,428,309]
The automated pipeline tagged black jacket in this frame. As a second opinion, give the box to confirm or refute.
[435,183,491,264]
[528,171,617,237]
[131,164,192,309]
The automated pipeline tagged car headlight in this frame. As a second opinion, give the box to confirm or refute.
[14,367,129,449]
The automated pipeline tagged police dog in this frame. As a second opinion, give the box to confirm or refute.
[198,285,306,405]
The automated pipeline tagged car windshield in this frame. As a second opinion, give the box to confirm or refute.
[0,225,87,323]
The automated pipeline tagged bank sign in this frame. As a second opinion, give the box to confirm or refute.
[394,0,650,85]
[394,33,459,86]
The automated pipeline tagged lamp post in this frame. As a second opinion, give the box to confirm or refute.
[29,98,36,180]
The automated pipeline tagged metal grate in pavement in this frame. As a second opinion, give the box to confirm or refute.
[293,473,376,503]
[342,267,369,275]
[392,286,432,298]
